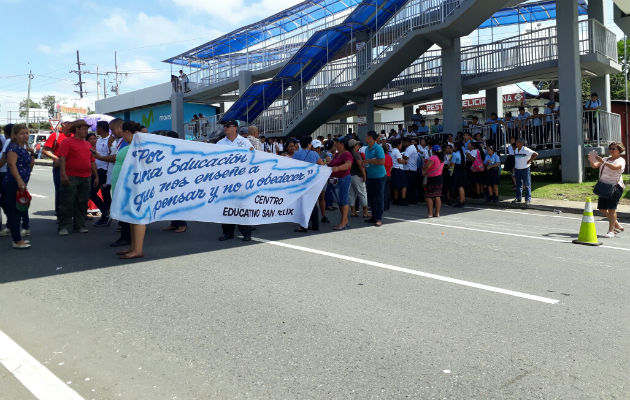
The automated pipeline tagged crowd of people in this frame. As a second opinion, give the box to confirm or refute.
[0,109,625,253]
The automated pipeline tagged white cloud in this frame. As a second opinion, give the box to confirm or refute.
[36,44,52,55]
[172,0,303,25]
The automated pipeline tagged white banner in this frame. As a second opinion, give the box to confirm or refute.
[111,133,331,226]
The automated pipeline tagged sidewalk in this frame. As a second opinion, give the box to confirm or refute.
[466,196,630,221]
[33,158,629,220]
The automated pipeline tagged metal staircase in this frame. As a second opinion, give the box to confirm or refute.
[250,0,511,137]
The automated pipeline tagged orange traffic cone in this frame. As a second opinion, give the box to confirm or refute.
[573,198,602,246]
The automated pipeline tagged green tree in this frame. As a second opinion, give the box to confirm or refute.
[40,95,56,118]
[611,39,630,100]
[19,98,40,118]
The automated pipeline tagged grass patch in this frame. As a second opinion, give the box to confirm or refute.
[498,171,630,204]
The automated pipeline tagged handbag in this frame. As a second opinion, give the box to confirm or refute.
[16,188,32,212]
[593,162,617,200]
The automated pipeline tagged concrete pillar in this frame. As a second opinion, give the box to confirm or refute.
[357,96,374,141]
[171,91,185,138]
[403,92,414,125]
[589,0,611,112]
[558,0,584,182]
[219,102,226,114]
[442,38,462,134]
[485,87,503,119]
[238,70,253,96]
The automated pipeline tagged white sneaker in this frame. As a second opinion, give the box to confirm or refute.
[21,229,30,237]
[58,228,70,236]
[12,241,31,249]
[78,227,89,233]
[0,228,10,237]
[605,231,615,238]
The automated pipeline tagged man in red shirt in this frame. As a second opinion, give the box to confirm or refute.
[57,119,98,235]
[42,116,74,219]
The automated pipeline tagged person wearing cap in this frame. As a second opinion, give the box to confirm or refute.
[512,137,538,206]
[362,131,386,226]
[217,119,254,242]
[347,139,369,218]
[422,145,445,218]
[42,116,74,219]
[57,119,99,235]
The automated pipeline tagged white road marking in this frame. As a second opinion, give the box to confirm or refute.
[385,217,630,252]
[426,206,629,227]
[30,193,48,198]
[0,329,85,400]
[252,237,559,304]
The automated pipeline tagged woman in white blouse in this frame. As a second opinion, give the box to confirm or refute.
[588,142,626,238]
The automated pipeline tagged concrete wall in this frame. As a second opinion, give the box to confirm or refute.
[95,82,172,114]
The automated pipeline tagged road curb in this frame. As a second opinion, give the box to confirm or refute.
[466,198,630,222]
[34,160,53,167]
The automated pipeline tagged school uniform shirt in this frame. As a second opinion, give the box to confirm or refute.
[514,146,535,170]
[417,126,430,134]
[403,145,419,171]
[95,136,110,170]
[484,153,500,167]
[531,114,543,127]
[417,145,431,160]
[584,99,601,114]
[469,123,482,135]
[504,116,516,129]
[391,148,404,169]
[451,151,463,165]
[544,107,558,123]
[517,112,530,124]
[486,118,502,134]
[431,124,443,134]
[217,134,254,149]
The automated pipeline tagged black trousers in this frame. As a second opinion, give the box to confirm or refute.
[222,224,252,238]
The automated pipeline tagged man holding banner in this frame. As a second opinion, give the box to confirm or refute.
[217,120,255,242]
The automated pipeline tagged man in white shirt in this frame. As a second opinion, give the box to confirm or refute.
[93,121,112,226]
[247,125,263,151]
[217,119,254,242]
[512,137,538,205]
[402,137,420,203]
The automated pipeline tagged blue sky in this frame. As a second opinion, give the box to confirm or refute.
[0,0,302,123]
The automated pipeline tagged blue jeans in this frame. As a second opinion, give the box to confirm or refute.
[331,175,351,206]
[366,176,386,221]
[2,179,28,242]
[514,168,531,201]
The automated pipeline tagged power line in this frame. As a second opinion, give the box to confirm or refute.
[69,50,87,98]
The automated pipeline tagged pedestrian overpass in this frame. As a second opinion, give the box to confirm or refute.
[166,0,623,182]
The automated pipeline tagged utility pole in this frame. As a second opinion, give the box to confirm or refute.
[26,70,34,129]
[113,51,120,95]
[96,65,100,101]
[103,78,107,98]
[70,50,87,98]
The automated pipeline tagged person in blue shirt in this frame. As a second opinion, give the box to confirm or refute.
[361,130,386,227]
[503,111,516,139]
[293,136,325,232]
[484,145,501,203]
[417,120,430,135]
[584,92,601,142]
[544,101,559,144]
[431,118,443,134]
[528,107,544,148]
[485,112,502,148]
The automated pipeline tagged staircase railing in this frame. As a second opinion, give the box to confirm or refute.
[185,12,354,91]
[255,0,469,135]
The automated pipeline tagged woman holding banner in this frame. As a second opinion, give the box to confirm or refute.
[111,121,146,259]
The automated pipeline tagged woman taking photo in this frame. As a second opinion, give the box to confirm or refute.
[327,137,353,230]
[588,142,626,238]
[2,124,33,249]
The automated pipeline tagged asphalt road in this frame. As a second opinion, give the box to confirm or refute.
[1,167,629,399]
